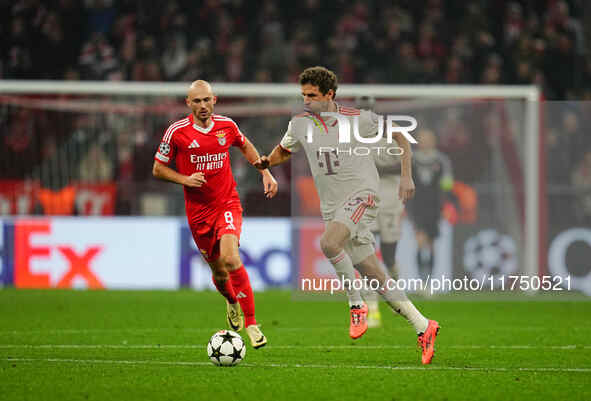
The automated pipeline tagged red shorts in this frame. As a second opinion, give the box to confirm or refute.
[188,203,243,263]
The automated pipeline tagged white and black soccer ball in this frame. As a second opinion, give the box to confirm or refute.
[207,330,246,366]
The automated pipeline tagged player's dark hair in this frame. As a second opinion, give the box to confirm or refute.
[299,66,338,99]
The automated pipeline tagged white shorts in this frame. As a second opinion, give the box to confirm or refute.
[326,191,379,264]
[370,174,404,243]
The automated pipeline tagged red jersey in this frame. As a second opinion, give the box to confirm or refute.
[154,113,246,222]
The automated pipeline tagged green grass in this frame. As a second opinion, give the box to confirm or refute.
[0,289,590,401]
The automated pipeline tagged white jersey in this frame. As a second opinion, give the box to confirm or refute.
[373,148,401,176]
[372,143,402,210]
[280,105,382,219]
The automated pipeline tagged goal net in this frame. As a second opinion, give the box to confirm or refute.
[0,81,542,292]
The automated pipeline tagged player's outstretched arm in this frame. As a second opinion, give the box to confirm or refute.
[393,132,415,203]
[239,137,278,198]
[253,145,291,170]
[152,160,206,188]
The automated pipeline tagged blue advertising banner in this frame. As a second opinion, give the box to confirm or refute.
[179,218,292,290]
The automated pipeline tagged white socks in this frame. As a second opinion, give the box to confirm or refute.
[328,250,364,308]
[378,287,429,334]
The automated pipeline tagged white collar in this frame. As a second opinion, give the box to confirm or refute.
[193,120,214,133]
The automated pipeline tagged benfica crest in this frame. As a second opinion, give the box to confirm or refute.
[216,133,226,146]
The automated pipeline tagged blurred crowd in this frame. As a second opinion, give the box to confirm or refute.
[1,0,589,99]
[1,0,591,222]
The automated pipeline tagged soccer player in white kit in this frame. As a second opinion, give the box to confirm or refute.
[255,66,440,364]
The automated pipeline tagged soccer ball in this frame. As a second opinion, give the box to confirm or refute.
[207,330,246,366]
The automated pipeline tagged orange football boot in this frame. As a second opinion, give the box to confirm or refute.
[417,320,440,364]
[349,304,368,339]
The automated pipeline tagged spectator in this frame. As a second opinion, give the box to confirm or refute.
[0,0,586,99]
[5,18,33,78]
[79,143,114,183]
[161,33,187,81]
[79,32,119,80]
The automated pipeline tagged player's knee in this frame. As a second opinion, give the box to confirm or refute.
[211,267,229,282]
[319,235,343,258]
[219,253,241,270]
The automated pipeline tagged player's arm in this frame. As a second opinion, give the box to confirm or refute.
[238,137,278,198]
[393,132,415,203]
[253,145,291,169]
[254,120,298,170]
[152,160,206,188]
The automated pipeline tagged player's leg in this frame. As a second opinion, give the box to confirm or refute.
[189,221,238,306]
[355,251,440,364]
[320,221,365,308]
[217,234,266,348]
[347,198,440,364]
[379,175,404,279]
[330,193,387,338]
[381,239,399,278]
[361,204,402,328]
[218,234,254,326]
[321,220,369,339]
[209,258,238,304]
[208,255,242,332]
[363,238,399,328]
[356,252,427,332]
[215,207,266,348]
[360,176,404,327]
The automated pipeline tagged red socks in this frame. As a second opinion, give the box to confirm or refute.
[229,265,256,327]
[212,275,237,304]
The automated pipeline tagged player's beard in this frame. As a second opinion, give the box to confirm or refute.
[304,100,331,114]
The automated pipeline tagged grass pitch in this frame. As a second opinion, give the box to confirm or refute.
[0,289,590,401]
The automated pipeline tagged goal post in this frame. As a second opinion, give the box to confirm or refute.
[0,80,542,283]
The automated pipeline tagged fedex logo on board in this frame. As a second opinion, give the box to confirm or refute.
[14,220,104,289]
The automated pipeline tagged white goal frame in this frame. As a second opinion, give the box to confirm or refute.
[0,80,541,278]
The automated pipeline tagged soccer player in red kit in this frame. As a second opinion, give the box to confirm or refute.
[153,80,277,348]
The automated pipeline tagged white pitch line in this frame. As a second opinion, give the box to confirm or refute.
[0,326,577,336]
[0,344,589,350]
[0,327,346,335]
[3,357,591,373]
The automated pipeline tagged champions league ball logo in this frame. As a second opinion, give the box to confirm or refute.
[159,142,170,156]
[464,229,517,287]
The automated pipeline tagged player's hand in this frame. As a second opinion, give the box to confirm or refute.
[399,176,415,203]
[254,156,270,170]
[262,171,278,198]
[184,172,207,187]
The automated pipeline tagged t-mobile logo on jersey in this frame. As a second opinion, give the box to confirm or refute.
[190,152,227,171]
[307,113,418,156]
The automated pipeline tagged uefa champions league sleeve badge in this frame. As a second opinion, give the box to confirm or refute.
[159,142,171,155]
